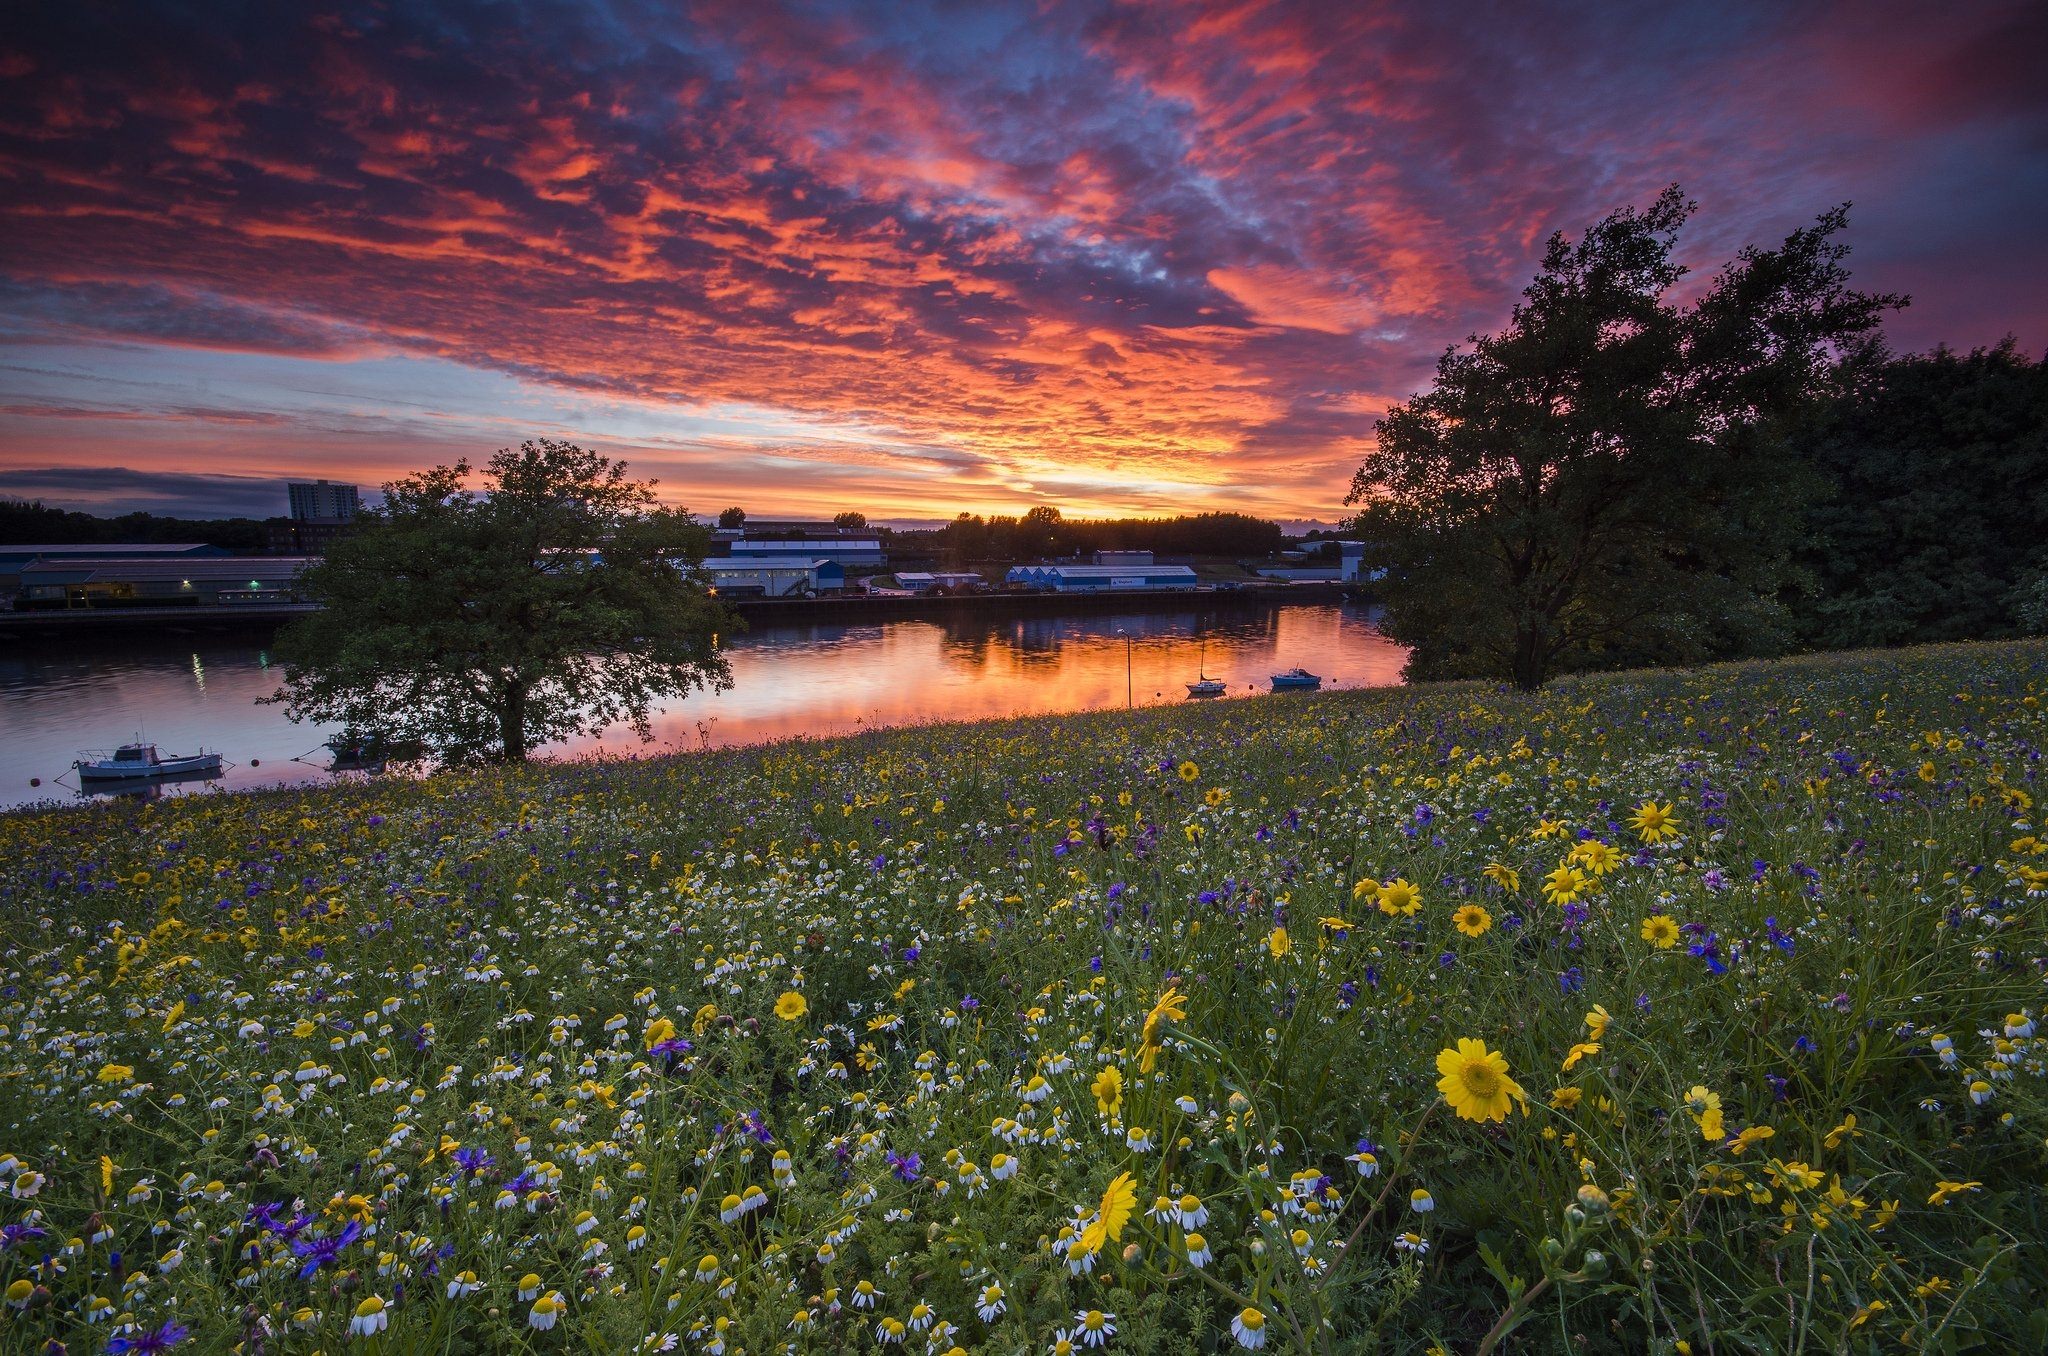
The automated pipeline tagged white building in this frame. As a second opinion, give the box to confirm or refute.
[699,557,845,598]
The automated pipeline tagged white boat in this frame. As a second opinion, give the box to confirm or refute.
[1269,667,1323,691]
[1186,637,1227,698]
[75,743,224,783]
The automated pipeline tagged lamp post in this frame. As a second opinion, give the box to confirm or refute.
[1115,629,1132,709]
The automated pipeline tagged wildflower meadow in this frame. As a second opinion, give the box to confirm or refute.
[4,640,2048,1354]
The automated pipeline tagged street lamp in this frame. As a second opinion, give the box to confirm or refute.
[1114,628,1132,709]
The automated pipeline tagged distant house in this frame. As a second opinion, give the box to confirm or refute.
[698,557,845,598]
[17,554,313,609]
[729,538,885,567]
[1005,564,1199,592]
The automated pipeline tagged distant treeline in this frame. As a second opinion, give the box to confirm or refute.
[0,500,271,551]
[897,507,1285,562]
[1786,339,2048,647]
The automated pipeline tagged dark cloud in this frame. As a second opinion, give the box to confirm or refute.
[0,465,316,518]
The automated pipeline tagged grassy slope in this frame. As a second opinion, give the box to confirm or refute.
[3,640,2046,1353]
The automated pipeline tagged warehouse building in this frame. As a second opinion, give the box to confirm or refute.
[1004,564,1199,592]
[17,555,313,609]
[699,557,845,598]
[0,543,229,601]
[729,538,885,566]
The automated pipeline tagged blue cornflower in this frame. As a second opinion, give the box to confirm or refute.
[106,1320,190,1353]
[290,1220,363,1279]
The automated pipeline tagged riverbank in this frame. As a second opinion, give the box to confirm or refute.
[3,638,2044,1350]
[0,581,1356,639]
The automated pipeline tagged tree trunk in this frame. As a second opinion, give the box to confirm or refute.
[498,683,528,762]
[1511,623,1547,692]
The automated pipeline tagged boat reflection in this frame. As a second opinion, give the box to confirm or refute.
[77,766,225,802]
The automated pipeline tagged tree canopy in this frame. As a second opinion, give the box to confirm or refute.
[1348,187,1902,688]
[267,440,734,763]
[1785,339,2048,646]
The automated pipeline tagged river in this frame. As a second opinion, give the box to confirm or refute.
[0,601,1407,810]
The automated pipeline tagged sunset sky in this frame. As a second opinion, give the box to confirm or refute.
[2,0,2044,525]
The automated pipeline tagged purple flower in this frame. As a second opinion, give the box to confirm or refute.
[0,1222,47,1249]
[1687,933,1728,977]
[106,1321,190,1354]
[1765,917,1795,954]
[290,1220,363,1278]
[887,1151,922,1183]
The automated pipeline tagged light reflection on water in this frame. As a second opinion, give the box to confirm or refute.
[0,603,1406,809]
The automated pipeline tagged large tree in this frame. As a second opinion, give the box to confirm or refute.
[1347,187,1901,688]
[269,440,735,763]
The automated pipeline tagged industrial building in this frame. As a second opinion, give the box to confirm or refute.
[892,571,985,594]
[0,543,228,601]
[699,557,846,598]
[729,538,885,567]
[1005,564,1199,592]
[16,555,314,609]
[1093,549,1155,566]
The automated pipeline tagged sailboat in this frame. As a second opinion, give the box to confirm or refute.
[1186,636,1227,698]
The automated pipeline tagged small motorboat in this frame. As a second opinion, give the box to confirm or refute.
[1269,667,1323,691]
[320,733,425,773]
[1186,637,1227,698]
[75,742,224,783]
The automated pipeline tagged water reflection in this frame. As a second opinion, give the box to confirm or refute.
[0,603,1406,809]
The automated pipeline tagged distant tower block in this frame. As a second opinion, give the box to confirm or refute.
[287,479,360,522]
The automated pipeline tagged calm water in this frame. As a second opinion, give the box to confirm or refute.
[0,602,1406,809]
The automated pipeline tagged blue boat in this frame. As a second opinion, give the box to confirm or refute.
[1269,667,1322,691]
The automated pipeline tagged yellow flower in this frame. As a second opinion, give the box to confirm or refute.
[1541,863,1587,905]
[1351,876,1381,901]
[99,1155,117,1194]
[1091,1065,1124,1118]
[1482,862,1520,894]
[1639,915,1679,948]
[1204,786,1229,808]
[1177,761,1200,783]
[1584,1006,1610,1041]
[1079,1171,1136,1253]
[1629,800,1679,843]
[1571,839,1620,876]
[95,1064,134,1084]
[1561,1042,1600,1072]
[1927,1180,1982,1206]
[1435,1038,1527,1123]
[773,991,808,1022]
[643,1016,677,1050]
[1375,878,1421,917]
[1138,986,1187,1073]
[1452,904,1492,937]
[1549,1086,1584,1110]
[1266,926,1291,959]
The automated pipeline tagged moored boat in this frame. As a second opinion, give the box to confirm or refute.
[1186,636,1227,697]
[75,742,224,782]
[1269,667,1322,691]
